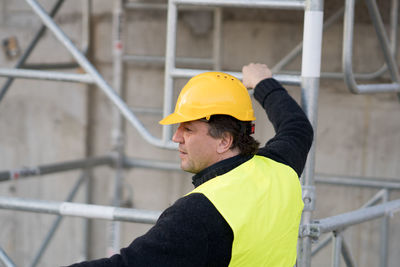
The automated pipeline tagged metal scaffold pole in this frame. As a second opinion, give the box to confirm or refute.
[298,0,324,266]
[212,7,223,71]
[162,0,178,143]
[107,0,126,256]
[0,197,161,223]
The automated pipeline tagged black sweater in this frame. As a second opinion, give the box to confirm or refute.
[67,78,314,267]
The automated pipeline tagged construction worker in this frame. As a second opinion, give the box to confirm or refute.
[68,63,313,266]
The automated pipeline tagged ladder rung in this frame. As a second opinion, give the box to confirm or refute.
[124,2,215,11]
[171,68,301,85]
[124,2,167,10]
[173,0,305,10]
[123,55,213,67]
[0,68,95,84]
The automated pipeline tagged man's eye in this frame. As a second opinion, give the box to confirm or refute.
[184,127,191,132]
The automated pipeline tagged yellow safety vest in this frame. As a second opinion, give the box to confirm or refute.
[190,155,304,267]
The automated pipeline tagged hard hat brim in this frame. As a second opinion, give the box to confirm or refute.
[159,112,193,125]
[159,112,255,125]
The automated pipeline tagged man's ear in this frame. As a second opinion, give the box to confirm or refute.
[216,132,233,154]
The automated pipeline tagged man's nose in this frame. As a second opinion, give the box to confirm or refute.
[172,125,183,143]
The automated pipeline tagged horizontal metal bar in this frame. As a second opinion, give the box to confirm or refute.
[131,107,163,115]
[173,0,305,10]
[315,174,400,190]
[123,55,213,67]
[356,83,400,93]
[125,2,167,10]
[124,2,215,10]
[125,57,390,82]
[171,68,301,85]
[171,67,229,78]
[0,197,161,224]
[0,156,113,181]
[126,57,299,84]
[280,66,388,80]
[317,198,400,233]
[123,157,181,171]
[22,62,80,70]
[0,68,95,84]
[311,188,388,257]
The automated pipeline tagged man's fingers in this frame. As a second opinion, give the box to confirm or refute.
[242,63,272,89]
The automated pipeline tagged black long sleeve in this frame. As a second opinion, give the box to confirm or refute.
[254,78,314,177]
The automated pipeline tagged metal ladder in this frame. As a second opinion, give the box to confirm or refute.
[159,1,323,266]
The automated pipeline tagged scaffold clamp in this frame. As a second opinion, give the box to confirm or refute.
[299,223,320,241]
[302,185,316,211]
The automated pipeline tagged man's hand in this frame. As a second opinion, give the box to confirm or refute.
[242,63,272,89]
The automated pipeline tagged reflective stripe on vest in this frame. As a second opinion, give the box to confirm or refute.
[190,155,304,267]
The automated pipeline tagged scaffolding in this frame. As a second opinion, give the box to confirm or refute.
[0,0,399,266]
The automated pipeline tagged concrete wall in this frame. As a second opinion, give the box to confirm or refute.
[0,0,399,266]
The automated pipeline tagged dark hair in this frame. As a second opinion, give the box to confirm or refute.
[206,115,260,156]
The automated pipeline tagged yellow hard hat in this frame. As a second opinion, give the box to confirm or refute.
[159,72,256,125]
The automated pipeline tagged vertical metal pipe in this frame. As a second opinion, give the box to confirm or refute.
[83,173,91,260]
[213,7,222,71]
[108,0,125,256]
[342,0,361,94]
[81,0,91,53]
[0,0,66,102]
[389,0,398,58]
[299,79,319,267]
[332,232,343,267]
[379,189,390,267]
[162,0,178,143]
[343,0,400,93]
[30,174,86,267]
[82,0,92,260]
[389,0,400,100]
[298,0,323,266]
[0,247,16,267]
[364,0,400,83]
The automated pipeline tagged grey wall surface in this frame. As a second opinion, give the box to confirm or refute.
[0,0,399,266]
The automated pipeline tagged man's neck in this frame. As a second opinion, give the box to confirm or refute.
[192,153,253,187]
[217,149,240,163]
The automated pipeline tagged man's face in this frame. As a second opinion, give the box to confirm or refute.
[172,120,222,174]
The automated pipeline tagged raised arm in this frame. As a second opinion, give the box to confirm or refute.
[242,63,314,177]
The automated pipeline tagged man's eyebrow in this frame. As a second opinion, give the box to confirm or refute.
[181,122,192,128]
